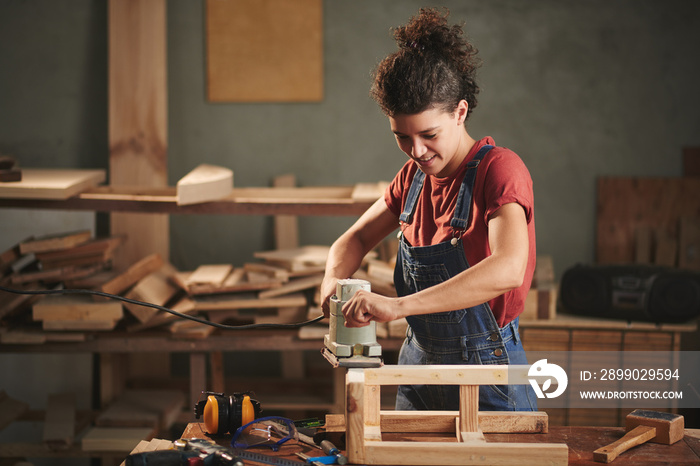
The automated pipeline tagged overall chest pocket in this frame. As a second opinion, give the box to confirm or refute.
[401,260,467,324]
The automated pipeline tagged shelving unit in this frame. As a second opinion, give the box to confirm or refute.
[0,185,375,216]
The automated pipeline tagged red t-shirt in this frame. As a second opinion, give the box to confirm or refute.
[384,136,536,327]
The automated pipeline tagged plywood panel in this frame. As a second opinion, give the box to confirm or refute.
[206,0,323,102]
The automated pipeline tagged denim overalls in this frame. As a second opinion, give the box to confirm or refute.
[394,145,537,412]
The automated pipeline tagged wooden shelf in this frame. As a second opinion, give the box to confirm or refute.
[0,329,405,354]
[0,185,377,216]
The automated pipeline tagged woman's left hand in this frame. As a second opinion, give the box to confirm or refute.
[341,290,400,327]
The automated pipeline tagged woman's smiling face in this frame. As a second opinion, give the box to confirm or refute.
[389,101,470,178]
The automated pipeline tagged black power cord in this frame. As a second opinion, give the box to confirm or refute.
[0,285,325,330]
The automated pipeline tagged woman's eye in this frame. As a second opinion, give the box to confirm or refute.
[423,134,436,139]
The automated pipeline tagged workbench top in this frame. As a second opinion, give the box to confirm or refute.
[181,422,700,465]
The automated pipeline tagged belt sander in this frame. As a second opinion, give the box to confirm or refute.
[322,279,382,368]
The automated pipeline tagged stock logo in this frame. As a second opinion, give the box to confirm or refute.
[528,359,568,399]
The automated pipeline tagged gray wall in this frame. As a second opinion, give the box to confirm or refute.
[0,0,699,421]
[2,1,699,277]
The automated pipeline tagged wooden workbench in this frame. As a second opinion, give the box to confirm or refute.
[180,422,700,465]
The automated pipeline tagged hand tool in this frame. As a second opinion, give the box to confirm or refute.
[322,279,382,368]
[593,409,684,463]
[127,438,245,466]
[295,451,334,465]
[231,448,306,466]
[318,440,347,465]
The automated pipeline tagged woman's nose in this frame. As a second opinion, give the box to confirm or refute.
[411,140,427,158]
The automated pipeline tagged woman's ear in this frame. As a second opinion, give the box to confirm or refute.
[455,99,469,125]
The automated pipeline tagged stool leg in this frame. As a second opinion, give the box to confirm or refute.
[458,384,485,442]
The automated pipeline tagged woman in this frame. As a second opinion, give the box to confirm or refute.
[321,8,537,412]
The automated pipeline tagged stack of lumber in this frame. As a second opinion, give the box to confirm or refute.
[171,246,332,337]
[0,230,126,334]
[1,229,559,342]
[5,230,123,287]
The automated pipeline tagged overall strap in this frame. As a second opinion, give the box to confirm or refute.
[450,144,494,231]
[398,169,425,224]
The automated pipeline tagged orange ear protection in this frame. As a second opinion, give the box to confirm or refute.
[194,391,261,435]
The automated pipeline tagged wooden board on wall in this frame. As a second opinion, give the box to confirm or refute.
[206,0,323,102]
[596,177,700,264]
[109,0,169,269]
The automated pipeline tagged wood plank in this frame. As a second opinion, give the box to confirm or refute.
[363,365,529,386]
[0,169,105,199]
[119,438,173,466]
[169,318,216,339]
[35,235,124,265]
[176,164,233,205]
[185,264,232,288]
[254,245,329,272]
[458,385,479,435]
[96,389,184,431]
[0,185,374,217]
[100,253,164,295]
[127,296,196,331]
[81,426,155,452]
[124,264,178,323]
[274,174,299,250]
[0,391,29,431]
[19,230,92,254]
[194,292,307,312]
[174,268,284,295]
[362,441,568,465]
[43,392,76,450]
[346,369,368,464]
[243,262,290,281]
[206,0,323,102]
[325,411,548,434]
[351,182,388,201]
[258,274,323,299]
[42,319,117,331]
[100,353,128,407]
[109,0,169,269]
[33,295,123,321]
[0,289,40,321]
[11,263,106,285]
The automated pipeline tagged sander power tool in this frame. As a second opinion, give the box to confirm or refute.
[322,279,382,368]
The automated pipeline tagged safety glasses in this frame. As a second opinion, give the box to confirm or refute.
[230,416,297,451]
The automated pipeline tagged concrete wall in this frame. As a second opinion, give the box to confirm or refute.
[0,0,699,412]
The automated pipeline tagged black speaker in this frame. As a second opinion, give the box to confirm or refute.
[560,264,700,323]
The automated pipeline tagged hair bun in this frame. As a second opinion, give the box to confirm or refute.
[395,8,457,55]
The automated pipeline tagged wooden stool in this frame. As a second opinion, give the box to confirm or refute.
[345,364,569,465]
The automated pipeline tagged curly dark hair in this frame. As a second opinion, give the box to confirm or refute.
[370,8,481,120]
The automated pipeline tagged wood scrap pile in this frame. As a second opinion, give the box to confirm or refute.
[0,229,404,343]
[0,230,128,341]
